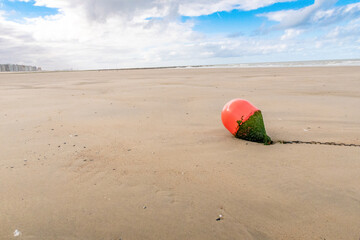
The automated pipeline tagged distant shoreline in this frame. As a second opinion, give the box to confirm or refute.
[66,58,360,72]
[1,59,359,72]
[85,58,360,72]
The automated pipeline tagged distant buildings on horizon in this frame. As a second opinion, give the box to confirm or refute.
[0,64,41,72]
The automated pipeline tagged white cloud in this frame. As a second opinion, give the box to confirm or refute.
[259,0,336,28]
[1,0,300,70]
[30,0,297,20]
[326,17,360,39]
[178,0,296,17]
[0,7,297,70]
[1,5,203,69]
[280,29,303,40]
[313,2,360,25]
[260,0,360,29]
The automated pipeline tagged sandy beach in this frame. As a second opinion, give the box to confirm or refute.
[1,67,359,240]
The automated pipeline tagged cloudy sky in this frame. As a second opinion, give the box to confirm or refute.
[0,0,359,70]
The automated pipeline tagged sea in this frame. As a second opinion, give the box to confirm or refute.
[181,59,360,69]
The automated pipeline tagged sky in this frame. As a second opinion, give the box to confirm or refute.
[0,0,359,70]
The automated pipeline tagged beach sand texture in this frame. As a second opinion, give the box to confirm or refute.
[1,67,360,240]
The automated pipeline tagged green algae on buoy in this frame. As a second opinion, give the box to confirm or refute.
[221,99,272,145]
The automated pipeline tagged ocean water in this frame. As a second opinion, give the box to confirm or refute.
[184,59,360,69]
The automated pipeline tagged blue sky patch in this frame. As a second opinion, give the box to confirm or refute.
[335,0,360,6]
[0,0,58,20]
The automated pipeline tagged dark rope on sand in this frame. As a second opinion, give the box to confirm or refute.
[274,140,360,147]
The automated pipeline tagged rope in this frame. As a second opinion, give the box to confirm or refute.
[275,140,360,147]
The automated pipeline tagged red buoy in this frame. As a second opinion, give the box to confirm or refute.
[221,99,259,135]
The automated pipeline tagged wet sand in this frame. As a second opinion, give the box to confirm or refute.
[0,67,360,240]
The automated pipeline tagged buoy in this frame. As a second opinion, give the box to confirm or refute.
[221,99,272,145]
